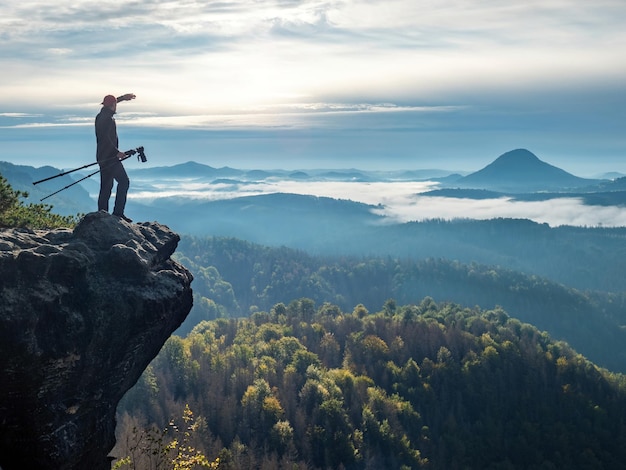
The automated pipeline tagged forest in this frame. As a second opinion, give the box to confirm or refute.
[136,194,626,296]
[115,298,626,469]
[175,236,626,374]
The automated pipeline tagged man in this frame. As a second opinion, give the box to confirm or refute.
[95,93,136,223]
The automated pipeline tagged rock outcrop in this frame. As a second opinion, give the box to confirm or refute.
[0,212,193,470]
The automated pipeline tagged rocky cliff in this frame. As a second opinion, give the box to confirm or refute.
[0,211,193,470]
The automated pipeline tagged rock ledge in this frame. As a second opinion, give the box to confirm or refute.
[0,212,193,469]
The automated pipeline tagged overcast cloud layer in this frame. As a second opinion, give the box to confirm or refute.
[1,1,625,174]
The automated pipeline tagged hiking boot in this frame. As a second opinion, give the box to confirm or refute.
[113,213,133,223]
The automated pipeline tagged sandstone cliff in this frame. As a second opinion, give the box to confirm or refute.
[0,211,193,469]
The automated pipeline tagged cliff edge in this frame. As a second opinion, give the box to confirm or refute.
[0,211,193,469]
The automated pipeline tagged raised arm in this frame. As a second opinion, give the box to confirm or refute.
[116,93,136,102]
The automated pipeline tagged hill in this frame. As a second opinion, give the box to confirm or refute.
[456,148,599,191]
[127,163,462,184]
[129,191,626,293]
[116,301,626,469]
[128,192,384,249]
[176,235,626,373]
[0,161,93,215]
[129,161,243,179]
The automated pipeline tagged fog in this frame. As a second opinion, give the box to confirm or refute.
[128,179,626,227]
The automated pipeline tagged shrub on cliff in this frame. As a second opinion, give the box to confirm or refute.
[0,173,80,229]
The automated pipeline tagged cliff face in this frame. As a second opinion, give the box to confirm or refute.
[0,212,193,470]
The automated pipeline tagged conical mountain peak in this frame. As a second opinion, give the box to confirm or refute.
[458,149,593,191]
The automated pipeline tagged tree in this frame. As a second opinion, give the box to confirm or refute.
[269,420,294,455]
[116,300,626,470]
[0,173,23,214]
[113,404,216,470]
[241,378,284,443]
[0,173,80,228]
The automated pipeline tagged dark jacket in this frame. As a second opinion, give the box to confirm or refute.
[95,107,119,163]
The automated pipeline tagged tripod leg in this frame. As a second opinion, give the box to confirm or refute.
[40,168,102,201]
[39,152,136,202]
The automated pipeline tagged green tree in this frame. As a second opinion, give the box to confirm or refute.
[241,378,285,443]
[0,173,80,228]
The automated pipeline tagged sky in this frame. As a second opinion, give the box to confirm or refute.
[1,0,625,176]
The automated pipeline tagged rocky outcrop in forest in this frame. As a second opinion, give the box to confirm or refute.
[0,212,193,470]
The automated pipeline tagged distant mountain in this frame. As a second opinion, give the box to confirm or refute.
[593,176,626,191]
[456,149,600,192]
[0,161,93,216]
[599,172,625,180]
[125,161,468,183]
[423,188,505,200]
[210,178,245,185]
[243,169,275,180]
[129,161,244,180]
[130,162,307,182]
[431,173,464,184]
[288,171,311,180]
[423,187,626,206]
[317,170,373,181]
[392,169,466,180]
[128,193,383,249]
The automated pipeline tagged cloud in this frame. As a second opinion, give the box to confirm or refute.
[0,113,42,118]
[0,100,465,131]
[1,1,625,176]
[371,195,626,227]
[4,0,625,105]
[127,178,626,227]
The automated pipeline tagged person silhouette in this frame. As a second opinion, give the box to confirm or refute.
[95,93,135,222]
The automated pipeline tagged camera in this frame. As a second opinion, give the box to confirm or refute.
[124,146,148,162]
[136,146,147,163]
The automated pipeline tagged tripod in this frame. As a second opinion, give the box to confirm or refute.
[33,147,147,202]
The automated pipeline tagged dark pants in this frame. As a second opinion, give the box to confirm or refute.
[98,159,130,215]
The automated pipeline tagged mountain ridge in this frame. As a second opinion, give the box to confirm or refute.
[0,161,93,215]
[456,148,600,191]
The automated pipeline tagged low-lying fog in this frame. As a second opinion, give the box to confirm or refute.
[127,179,626,227]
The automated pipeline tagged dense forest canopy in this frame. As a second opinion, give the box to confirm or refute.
[175,236,626,373]
[116,299,626,469]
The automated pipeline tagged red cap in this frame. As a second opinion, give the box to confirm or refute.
[101,95,117,106]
